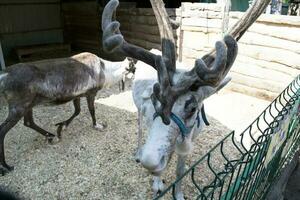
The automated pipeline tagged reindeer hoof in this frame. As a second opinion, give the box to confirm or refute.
[93,122,107,131]
[55,123,67,133]
[1,165,14,176]
[134,149,142,163]
[55,123,68,139]
[152,177,165,198]
[175,192,185,200]
[46,134,57,144]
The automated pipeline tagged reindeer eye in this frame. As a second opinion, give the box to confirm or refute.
[190,107,196,113]
[184,96,198,119]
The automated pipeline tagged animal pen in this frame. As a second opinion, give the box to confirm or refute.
[0,0,300,199]
[155,75,300,199]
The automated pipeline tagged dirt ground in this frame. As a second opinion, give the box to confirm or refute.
[0,82,238,200]
[0,78,298,200]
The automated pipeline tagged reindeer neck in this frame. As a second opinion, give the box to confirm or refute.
[102,59,126,88]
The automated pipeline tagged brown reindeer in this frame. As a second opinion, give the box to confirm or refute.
[0,52,133,174]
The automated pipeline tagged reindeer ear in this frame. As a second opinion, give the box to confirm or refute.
[196,76,231,100]
[216,76,231,92]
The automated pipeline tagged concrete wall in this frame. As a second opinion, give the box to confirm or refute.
[0,0,63,58]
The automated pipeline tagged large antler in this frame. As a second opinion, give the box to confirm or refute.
[102,0,158,68]
[102,0,271,125]
[102,0,178,124]
[149,0,271,124]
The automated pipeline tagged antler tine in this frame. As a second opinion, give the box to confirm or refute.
[102,0,177,125]
[229,0,271,41]
[147,0,179,124]
[102,0,158,68]
[150,0,176,75]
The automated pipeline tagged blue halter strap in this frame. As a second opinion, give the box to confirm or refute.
[153,105,208,138]
[152,112,193,137]
[170,113,192,137]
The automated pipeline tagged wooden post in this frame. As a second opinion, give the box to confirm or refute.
[0,40,5,70]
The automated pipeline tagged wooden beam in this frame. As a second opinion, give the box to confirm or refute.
[0,41,5,70]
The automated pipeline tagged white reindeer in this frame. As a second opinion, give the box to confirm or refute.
[102,0,271,198]
[0,52,133,174]
[132,53,231,199]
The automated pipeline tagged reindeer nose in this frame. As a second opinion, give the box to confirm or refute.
[140,153,165,171]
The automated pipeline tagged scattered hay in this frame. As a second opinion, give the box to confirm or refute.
[0,83,234,199]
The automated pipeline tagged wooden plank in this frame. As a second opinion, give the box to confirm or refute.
[239,31,300,54]
[126,38,161,50]
[0,4,61,34]
[63,17,99,28]
[122,31,161,44]
[0,41,5,70]
[230,11,300,26]
[15,43,70,60]
[226,81,277,101]
[117,7,179,17]
[1,29,63,57]
[61,2,98,13]
[64,27,100,37]
[228,18,300,43]
[229,71,286,93]
[235,55,299,77]
[119,22,160,35]
[0,0,59,4]
[181,3,222,12]
[63,11,98,17]
[238,43,300,70]
[117,15,158,25]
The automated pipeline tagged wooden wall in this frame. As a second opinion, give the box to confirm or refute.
[180,3,300,100]
[0,0,63,58]
[61,1,299,100]
[61,1,101,56]
[61,1,179,60]
[117,3,181,51]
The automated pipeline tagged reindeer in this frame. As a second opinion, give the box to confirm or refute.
[0,52,133,174]
[102,0,270,198]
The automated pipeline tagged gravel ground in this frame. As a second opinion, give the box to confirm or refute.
[0,82,236,200]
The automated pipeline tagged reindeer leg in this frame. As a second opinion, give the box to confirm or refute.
[174,155,187,200]
[24,109,55,143]
[86,92,106,131]
[55,98,81,139]
[0,104,25,175]
[152,176,165,198]
[135,109,143,162]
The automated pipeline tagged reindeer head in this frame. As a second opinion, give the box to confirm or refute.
[102,0,271,174]
[137,71,231,175]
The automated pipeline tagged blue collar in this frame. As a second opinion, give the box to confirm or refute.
[170,112,196,137]
[153,109,203,138]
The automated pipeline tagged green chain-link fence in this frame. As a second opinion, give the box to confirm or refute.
[155,75,300,200]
